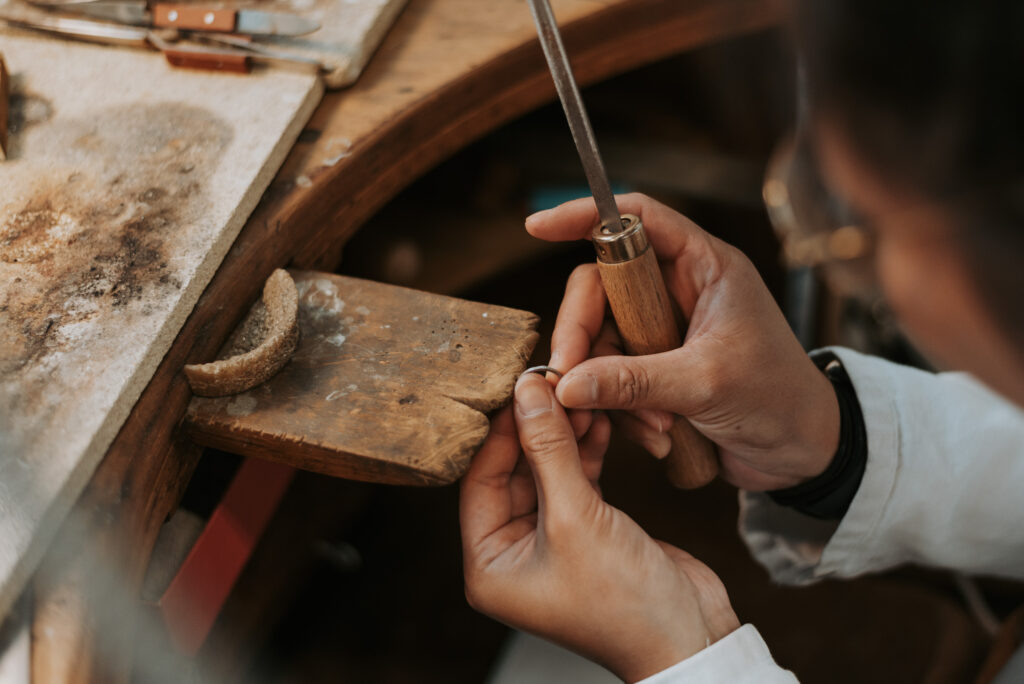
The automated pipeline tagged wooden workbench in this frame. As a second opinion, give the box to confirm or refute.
[24,0,783,680]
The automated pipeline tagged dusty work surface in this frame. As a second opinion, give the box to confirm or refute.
[0,35,321,618]
[188,271,539,485]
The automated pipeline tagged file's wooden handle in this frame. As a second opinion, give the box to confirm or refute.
[594,215,718,488]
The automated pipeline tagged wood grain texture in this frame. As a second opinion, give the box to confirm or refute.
[187,272,540,486]
[31,440,202,684]
[597,247,718,488]
[28,1,782,680]
[284,0,782,271]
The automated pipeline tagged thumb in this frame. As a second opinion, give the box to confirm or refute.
[555,349,704,415]
[513,374,594,513]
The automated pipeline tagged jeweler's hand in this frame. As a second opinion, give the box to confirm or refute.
[460,375,739,682]
[527,193,839,491]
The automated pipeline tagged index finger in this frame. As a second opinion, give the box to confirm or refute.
[549,263,606,375]
[524,192,709,262]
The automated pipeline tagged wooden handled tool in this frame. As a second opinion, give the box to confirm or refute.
[594,216,718,488]
[527,0,717,488]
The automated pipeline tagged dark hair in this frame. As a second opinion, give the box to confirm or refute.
[797,1,1024,342]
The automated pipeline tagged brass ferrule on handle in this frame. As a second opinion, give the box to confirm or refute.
[592,214,648,263]
[592,215,719,489]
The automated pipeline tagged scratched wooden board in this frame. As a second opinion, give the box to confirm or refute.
[187,271,540,485]
[0,34,322,619]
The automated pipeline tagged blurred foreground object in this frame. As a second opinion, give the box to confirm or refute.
[0,54,8,160]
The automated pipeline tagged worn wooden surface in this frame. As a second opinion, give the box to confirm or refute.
[0,33,321,624]
[27,0,783,680]
[188,272,539,485]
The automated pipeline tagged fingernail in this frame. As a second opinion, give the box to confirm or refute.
[515,375,553,416]
[558,372,598,407]
[524,209,549,229]
[648,432,672,459]
[548,351,564,375]
[636,409,666,433]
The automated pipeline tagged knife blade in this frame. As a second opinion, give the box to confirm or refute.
[234,8,317,37]
[526,0,622,233]
[0,11,150,46]
[30,2,321,37]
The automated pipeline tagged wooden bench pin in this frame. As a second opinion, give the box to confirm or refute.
[186,271,539,486]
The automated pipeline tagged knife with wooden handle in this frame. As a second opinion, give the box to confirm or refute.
[526,0,718,488]
[26,1,321,36]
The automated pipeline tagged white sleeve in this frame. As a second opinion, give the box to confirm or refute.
[635,625,798,684]
[740,346,1024,585]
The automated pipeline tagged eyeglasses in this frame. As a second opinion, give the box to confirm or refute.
[763,134,878,299]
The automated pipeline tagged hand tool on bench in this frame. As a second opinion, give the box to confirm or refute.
[526,0,718,488]
[26,1,320,37]
[0,5,323,73]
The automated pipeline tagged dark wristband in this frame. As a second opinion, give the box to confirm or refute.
[767,353,867,520]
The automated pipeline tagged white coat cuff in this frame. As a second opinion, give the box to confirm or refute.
[738,347,901,585]
[635,625,797,684]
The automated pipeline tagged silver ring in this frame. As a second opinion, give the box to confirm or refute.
[519,365,563,379]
